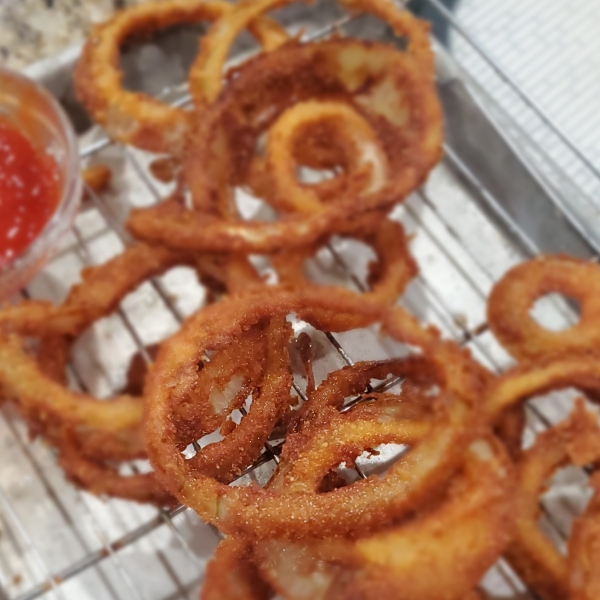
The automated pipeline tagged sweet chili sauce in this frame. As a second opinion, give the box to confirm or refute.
[0,116,61,268]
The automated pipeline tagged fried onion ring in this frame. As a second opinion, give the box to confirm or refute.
[569,472,600,600]
[487,255,600,361]
[0,243,261,337]
[271,217,417,329]
[503,401,600,600]
[188,0,434,107]
[180,316,294,482]
[485,353,600,423]
[128,37,442,253]
[263,100,390,215]
[258,435,512,600]
[144,287,479,539]
[74,0,287,154]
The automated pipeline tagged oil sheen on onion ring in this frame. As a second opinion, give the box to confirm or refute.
[503,402,600,600]
[188,0,434,107]
[74,0,287,154]
[487,255,600,361]
[128,38,442,253]
[569,472,600,600]
[144,287,485,540]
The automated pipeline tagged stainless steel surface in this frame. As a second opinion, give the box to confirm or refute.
[0,1,596,598]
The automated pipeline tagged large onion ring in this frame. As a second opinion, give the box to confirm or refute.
[74,0,287,154]
[254,383,510,600]
[144,287,479,539]
[487,255,600,361]
[128,37,443,253]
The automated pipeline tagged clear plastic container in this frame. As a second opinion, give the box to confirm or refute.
[0,66,81,299]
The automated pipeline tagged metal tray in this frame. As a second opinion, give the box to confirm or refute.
[0,1,595,599]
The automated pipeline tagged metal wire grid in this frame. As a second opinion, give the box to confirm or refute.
[0,2,597,599]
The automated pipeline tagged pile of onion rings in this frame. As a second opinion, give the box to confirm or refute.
[0,0,599,598]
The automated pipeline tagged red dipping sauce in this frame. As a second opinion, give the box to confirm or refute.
[0,117,61,268]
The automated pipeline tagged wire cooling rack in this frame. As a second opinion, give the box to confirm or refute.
[0,1,598,599]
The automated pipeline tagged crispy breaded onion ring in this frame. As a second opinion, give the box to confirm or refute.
[0,243,261,337]
[182,316,294,482]
[128,37,442,253]
[569,472,600,600]
[485,353,600,423]
[271,218,417,329]
[487,255,600,361]
[188,0,434,107]
[504,402,600,600]
[57,430,176,507]
[144,287,479,540]
[74,0,287,154]
[0,334,142,435]
[257,433,513,600]
[0,244,190,337]
[264,100,390,215]
[255,398,513,600]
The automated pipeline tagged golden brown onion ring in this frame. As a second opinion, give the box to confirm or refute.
[0,243,261,337]
[487,255,600,361]
[129,37,442,253]
[256,401,512,600]
[569,472,600,600]
[0,334,142,434]
[264,100,390,215]
[57,430,175,507]
[188,0,434,107]
[271,217,417,329]
[74,0,287,154]
[181,316,294,482]
[144,287,478,540]
[202,538,272,600]
[504,401,600,600]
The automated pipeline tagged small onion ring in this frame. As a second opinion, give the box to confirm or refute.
[128,37,442,253]
[181,316,294,482]
[504,402,600,600]
[264,100,390,215]
[74,0,287,154]
[487,255,600,361]
[144,287,479,540]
